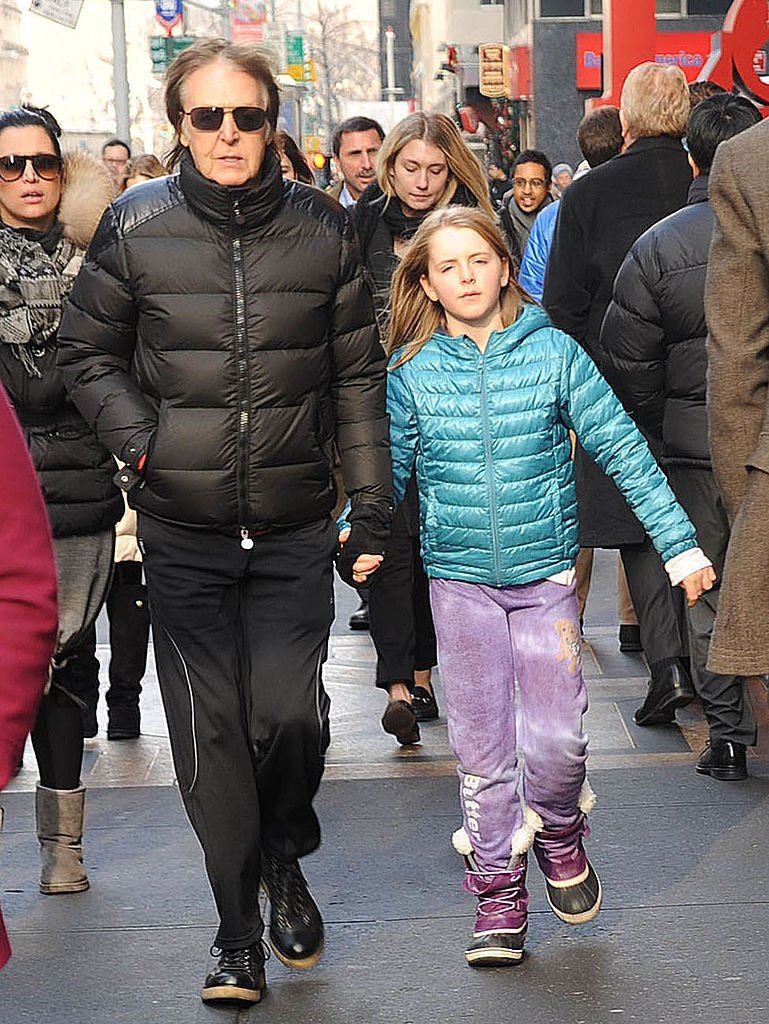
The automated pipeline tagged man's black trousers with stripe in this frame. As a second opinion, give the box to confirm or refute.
[138,514,337,950]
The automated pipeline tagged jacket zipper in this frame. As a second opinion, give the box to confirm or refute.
[232,198,251,549]
[479,349,502,585]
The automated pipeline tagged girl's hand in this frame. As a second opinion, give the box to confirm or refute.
[352,554,383,585]
[338,526,351,544]
[678,566,717,607]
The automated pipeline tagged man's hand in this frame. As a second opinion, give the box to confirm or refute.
[678,566,717,607]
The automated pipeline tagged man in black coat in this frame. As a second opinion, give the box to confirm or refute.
[58,42,391,1003]
[601,94,761,780]
[543,61,694,727]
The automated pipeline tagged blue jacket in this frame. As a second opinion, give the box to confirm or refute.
[387,304,698,587]
[518,201,559,303]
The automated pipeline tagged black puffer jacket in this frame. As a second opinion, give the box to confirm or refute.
[0,153,122,538]
[601,176,712,468]
[58,150,391,533]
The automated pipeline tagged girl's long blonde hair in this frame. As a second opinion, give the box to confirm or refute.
[377,113,496,220]
[387,207,531,367]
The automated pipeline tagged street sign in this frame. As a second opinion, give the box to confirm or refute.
[479,42,507,99]
[150,35,197,75]
[286,31,305,81]
[29,0,84,29]
[155,0,183,34]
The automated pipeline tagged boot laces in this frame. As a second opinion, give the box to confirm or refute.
[265,856,315,928]
[209,941,270,971]
[477,889,527,917]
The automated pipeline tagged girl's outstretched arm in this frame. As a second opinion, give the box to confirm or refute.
[386,363,419,505]
[558,333,711,575]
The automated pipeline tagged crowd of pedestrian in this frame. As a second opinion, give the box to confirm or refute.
[1,34,768,1007]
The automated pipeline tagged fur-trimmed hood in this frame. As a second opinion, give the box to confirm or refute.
[58,151,117,250]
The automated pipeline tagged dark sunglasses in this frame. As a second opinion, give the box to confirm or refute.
[184,106,267,133]
[0,153,62,182]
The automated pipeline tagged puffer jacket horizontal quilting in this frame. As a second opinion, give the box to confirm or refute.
[58,152,390,532]
[388,303,698,586]
[601,181,713,466]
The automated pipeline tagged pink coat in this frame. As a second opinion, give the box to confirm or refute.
[0,383,58,968]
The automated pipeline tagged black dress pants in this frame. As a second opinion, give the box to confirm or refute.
[368,482,437,690]
[138,514,337,949]
[619,536,688,667]
[667,466,756,746]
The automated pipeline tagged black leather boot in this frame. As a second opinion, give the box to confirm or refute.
[696,740,748,781]
[201,943,266,1004]
[261,854,324,969]
[347,595,369,631]
[633,660,695,726]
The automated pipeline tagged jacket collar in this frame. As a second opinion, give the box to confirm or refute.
[687,173,709,205]
[179,147,285,229]
[623,135,686,158]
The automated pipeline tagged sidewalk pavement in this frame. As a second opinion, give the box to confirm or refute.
[2,551,768,1024]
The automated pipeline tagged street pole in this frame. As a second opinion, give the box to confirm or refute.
[111,0,131,142]
[221,0,232,40]
[385,25,396,127]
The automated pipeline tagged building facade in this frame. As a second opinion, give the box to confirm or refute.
[0,0,28,111]
[505,0,734,167]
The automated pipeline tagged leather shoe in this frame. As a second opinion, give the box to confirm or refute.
[411,685,439,722]
[618,624,642,652]
[107,705,140,740]
[634,660,695,726]
[261,855,324,969]
[381,699,420,745]
[696,740,747,781]
[201,943,266,1004]
[348,599,369,630]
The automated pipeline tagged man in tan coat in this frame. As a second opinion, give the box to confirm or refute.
[706,116,769,676]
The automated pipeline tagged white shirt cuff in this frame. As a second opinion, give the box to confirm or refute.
[664,547,712,587]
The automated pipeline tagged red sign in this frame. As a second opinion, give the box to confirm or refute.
[577,31,715,90]
[505,46,532,99]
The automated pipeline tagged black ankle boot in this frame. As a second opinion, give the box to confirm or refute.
[261,854,324,969]
[634,660,695,726]
[696,740,748,781]
[201,943,267,1004]
[107,704,140,740]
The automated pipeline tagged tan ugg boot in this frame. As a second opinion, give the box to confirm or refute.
[35,784,90,895]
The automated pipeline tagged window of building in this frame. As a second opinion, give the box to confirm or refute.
[656,0,684,14]
[686,0,731,12]
[540,0,731,14]
[480,0,504,5]
[539,0,586,16]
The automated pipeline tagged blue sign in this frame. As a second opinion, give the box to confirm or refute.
[155,0,183,32]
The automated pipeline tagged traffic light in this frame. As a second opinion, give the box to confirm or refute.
[310,152,330,187]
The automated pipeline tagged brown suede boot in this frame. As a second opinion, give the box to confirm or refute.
[35,784,90,895]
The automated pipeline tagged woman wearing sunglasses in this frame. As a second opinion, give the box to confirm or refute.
[0,107,122,896]
[58,39,390,1006]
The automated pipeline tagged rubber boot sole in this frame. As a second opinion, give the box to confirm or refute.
[201,985,263,1004]
[40,878,90,895]
[545,874,602,925]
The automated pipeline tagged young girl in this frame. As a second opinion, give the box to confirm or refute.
[373,207,715,968]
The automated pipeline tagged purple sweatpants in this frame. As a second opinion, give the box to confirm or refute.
[430,577,588,873]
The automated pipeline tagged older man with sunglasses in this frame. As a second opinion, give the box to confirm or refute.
[58,39,391,1006]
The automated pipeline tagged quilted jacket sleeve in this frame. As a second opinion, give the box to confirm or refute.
[329,220,392,518]
[600,241,666,446]
[386,361,418,507]
[57,205,158,469]
[557,332,696,562]
[519,203,558,304]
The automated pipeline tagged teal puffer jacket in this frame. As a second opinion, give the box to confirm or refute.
[387,304,698,586]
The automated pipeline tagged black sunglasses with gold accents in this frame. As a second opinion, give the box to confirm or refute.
[0,154,62,182]
[183,106,267,133]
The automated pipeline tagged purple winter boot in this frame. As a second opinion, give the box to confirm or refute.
[454,830,529,967]
[532,813,601,925]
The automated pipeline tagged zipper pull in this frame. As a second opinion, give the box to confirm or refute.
[233,199,245,226]
[240,527,254,550]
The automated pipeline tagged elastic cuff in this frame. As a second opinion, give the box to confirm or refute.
[665,546,712,586]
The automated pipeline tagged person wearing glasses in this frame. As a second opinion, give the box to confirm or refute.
[500,149,554,257]
[58,39,390,1006]
[0,107,122,897]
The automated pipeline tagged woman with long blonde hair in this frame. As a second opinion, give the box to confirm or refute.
[381,205,713,967]
[352,112,515,747]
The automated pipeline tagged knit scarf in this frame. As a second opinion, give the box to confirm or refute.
[0,222,83,378]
